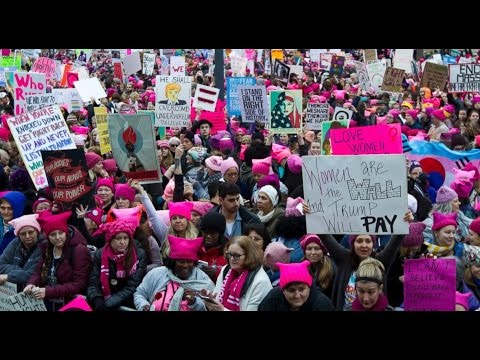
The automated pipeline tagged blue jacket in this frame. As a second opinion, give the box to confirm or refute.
[0,191,26,255]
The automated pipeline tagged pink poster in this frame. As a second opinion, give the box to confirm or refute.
[330,123,402,155]
[404,258,456,311]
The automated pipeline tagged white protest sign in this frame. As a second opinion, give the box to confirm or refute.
[393,49,414,73]
[143,53,155,75]
[170,56,185,75]
[75,66,90,80]
[288,64,304,78]
[333,107,353,121]
[230,55,248,76]
[0,282,17,311]
[353,61,371,92]
[121,51,142,76]
[12,71,47,115]
[257,49,263,62]
[238,85,269,123]
[25,94,57,113]
[73,77,107,103]
[302,154,408,234]
[193,84,219,112]
[448,64,480,93]
[52,88,83,112]
[305,102,329,130]
[155,75,192,127]
[309,49,322,63]
[8,292,47,311]
[8,105,76,190]
[367,61,386,94]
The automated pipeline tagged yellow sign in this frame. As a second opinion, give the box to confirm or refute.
[94,107,111,154]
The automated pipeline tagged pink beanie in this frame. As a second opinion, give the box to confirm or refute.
[102,159,118,173]
[38,211,72,238]
[401,222,426,248]
[252,157,272,176]
[32,197,52,213]
[470,217,480,235]
[162,179,175,201]
[473,96,480,104]
[110,206,141,229]
[115,183,136,202]
[205,156,223,172]
[85,207,104,227]
[436,185,458,204]
[96,177,115,193]
[458,163,480,181]
[300,234,328,254]
[271,143,292,163]
[450,180,473,199]
[257,174,280,189]
[168,235,203,261]
[85,152,102,170]
[59,296,92,312]
[432,109,446,121]
[100,220,135,243]
[286,155,302,174]
[0,127,10,142]
[285,197,304,217]
[277,260,313,289]
[8,214,41,236]
[455,291,472,310]
[220,157,239,176]
[432,212,457,231]
[219,137,235,152]
[157,140,169,148]
[192,201,214,217]
[264,242,293,271]
[168,201,194,221]
[443,104,455,114]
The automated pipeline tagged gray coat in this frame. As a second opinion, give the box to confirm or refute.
[0,238,42,288]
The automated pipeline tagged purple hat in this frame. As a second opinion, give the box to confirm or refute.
[436,185,458,204]
[402,222,426,247]
[300,234,328,254]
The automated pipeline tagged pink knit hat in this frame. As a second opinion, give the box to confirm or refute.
[285,197,304,217]
[8,214,41,236]
[85,208,104,227]
[110,206,141,229]
[59,296,92,312]
[470,217,480,235]
[100,220,135,242]
[38,211,72,238]
[473,96,480,104]
[32,197,52,213]
[252,157,272,176]
[264,242,293,271]
[463,163,480,181]
[192,201,214,217]
[0,127,10,142]
[219,137,235,152]
[432,212,458,231]
[205,156,223,172]
[450,180,473,199]
[455,291,471,310]
[157,140,169,148]
[431,109,446,121]
[168,201,194,221]
[220,157,239,176]
[162,179,175,201]
[277,260,313,289]
[299,234,328,254]
[443,104,456,114]
[168,235,203,261]
[102,159,118,173]
[96,177,115,193]
[401,222,426,248]
[271,143,291,163]
[287,155,302,174]
[436,185,458,204]
[115,183,136,202]
[257,174,280,189]
[85,152,102,169]
[453,168,475,184]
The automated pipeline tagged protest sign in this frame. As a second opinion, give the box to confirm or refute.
[363,49,377,63]
[95,107,111,154]
[381,67,405,92]
[367,61,386,94]
[321,120,349,155]
[393,49,414,72]
[448,64,480,92]
[353,61,371,92]
[73,77,107,103]
[226,77,256,116]
[52,88,82,113]
[330,55,345,77]
[170,56,185,75]
[270,90,302,134]
[333,107,353,121]
[32,57,56,80]
[305,103,329,130]
[122,51,142,76]
[143,53,155,75]
[7,292,47,311]
[25,94,57,113]
[12,71,46,115]
[238,85,269,123]
[114,62,123,80]
[193,84,219,112]
[420,62,448,91]
[155,75,192,127]
[0,282,17,311]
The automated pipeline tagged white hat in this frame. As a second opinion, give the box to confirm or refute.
[0,92,7,99]
[408,194,418,214]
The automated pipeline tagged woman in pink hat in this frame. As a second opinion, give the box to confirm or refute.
[134,235,214,311]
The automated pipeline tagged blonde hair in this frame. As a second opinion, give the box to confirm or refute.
[356,257,385,285]
[161,221,199,259]
[310,256,335,291]
[165,83,181,96]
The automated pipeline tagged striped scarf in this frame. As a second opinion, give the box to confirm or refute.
[423,241,454,257]
[219,268,249,311]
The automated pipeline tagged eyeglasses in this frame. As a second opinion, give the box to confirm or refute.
[225,252,245,261]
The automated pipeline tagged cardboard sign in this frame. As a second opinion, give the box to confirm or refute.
[302,154,408,234]
[330,123,402,155]
[353,61,371,92]
[448,64,480,93]
[122,51,142,76]
[193,84,219,112]
[305,103,329,130]
[108,114,161,184]
[404,258,456,311]
[420,62,448,91]
[155,75,192,127]
[363,49,377,63]
[41,149,94,207]
[95,106,111,154]
[367,61,386,94]
[8,105,76,189]
[7,292,47,311]
[238,85,269,123]
[25,94,57,113]
[381,67,405,92]
[226,77,256,116]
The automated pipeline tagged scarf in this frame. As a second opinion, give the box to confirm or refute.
[163,268,215,311]
[219,268,249,311]
[351,293,389,311]
[423,241,454,257]
[257,209,275,224]
[100,243,138,298]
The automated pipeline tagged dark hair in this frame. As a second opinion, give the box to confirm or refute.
[244,142,270,167]
[275,215,306,239]
[218,182,240,198]
[243,223,271,251]
[133,212,153,265]
[208,182,220,200]
[163,257,198,271]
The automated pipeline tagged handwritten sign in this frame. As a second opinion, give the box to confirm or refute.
[155,75,192,127]
[32,57,56,80]
[170,56,185,75]
[353,61,371,92]
[230,55,248,76]
[404,258,456,311]
[420,62,448,91]
[8,105,76,190]
[333,107,353,121]
[367,61,386,94]
[52,88,82,113]
[226,77,256,116]
[95,107,111,154]
[238,85,269,123]
[305,103,329,130]
[363,49,377,64]
[25,94,57,113]
[12,71,47,115]
[0,282,17,311]
[448,64,480,93]
[381,67,405,92]
[393,49,414,73]
[302,154,408,234]
[143,53,155,76]
[7,292,47,311]
[0,56,21,68]
[193,84,219,112]
[330,123,402,155]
